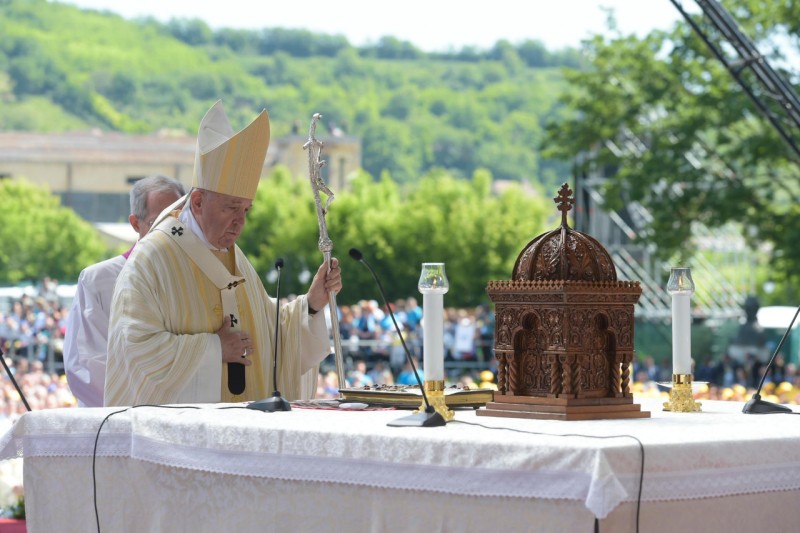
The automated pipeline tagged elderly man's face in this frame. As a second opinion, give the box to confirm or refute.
[192,189,252,249]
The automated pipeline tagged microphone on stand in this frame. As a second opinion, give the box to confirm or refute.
[742,304,800,414]
[349,248,445,427]
[0,350,30,412]
[248,258,291,412]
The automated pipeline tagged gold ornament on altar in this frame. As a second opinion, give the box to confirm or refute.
[481,183,649,420]
[414,380,454,422]
[663,374,702,412]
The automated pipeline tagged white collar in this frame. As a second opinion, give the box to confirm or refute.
[179,206,227,252]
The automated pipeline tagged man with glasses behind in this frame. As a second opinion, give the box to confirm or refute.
[64,175,185,407]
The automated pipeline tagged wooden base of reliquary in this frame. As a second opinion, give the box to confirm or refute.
[477,394,650,421]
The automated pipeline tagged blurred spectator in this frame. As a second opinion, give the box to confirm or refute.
[404,297,422,333]
[354,300,381,358]
[634,355,662,384]
[347,359,374,388]
[396,357,423,386]
[477,305,495,361]
[695,357,717,383]
[452,310,477,361]
[316,370,340,399]
[368,361,394,386]
[714,354,740,388]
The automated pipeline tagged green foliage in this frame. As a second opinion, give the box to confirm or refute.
[166,18,213,47]
[360,36,423,60]
[542,0,800,290]
[3,0,795,300]
[239,168,550,307]
[0,180,106,284]
[0,0,572,193]
[0,95,86,130]
[237,166,319,297]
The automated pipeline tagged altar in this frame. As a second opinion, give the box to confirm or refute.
[2,398,800,532]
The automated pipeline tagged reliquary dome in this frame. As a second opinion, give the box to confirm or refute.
[512,183,617,282]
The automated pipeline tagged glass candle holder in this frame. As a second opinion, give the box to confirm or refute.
[418,263,449,382]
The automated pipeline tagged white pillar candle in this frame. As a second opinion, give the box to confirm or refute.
[671,292,692,375]
[418,262,449,383]
[667,267,695,376]
[422,293,444,381]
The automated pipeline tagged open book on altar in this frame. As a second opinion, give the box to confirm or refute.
[338,385,494,409]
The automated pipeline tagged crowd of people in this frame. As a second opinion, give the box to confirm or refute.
[0,278,74,422]
[1,279,800,415]
[0,277,66,370]
[329,298,495,379]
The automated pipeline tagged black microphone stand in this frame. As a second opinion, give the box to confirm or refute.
[349,248,446,427]
[0,350,30,412]
[742,304,800,414]
[248,258,291,412]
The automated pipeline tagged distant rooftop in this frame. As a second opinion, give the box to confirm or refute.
[0,130,196,164]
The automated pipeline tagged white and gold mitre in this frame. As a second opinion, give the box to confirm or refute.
[192,100,270,200]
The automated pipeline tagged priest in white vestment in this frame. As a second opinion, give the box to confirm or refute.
[64,175,185,407]
[104,101,342,406]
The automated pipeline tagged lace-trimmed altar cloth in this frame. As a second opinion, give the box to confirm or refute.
[2,398,800,520]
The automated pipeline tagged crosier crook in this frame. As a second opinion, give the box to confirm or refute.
[304,113,345,394]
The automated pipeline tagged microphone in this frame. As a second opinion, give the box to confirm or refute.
[348,248,445,427]
[0,350,31,412]
[742,304,800,414]
[248,258,291,412]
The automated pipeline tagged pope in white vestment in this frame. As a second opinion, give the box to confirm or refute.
[104,101,341,406]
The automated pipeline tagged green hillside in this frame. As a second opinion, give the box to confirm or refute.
[0,0,578,187]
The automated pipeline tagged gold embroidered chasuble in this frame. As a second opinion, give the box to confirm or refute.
[105,219,327,406]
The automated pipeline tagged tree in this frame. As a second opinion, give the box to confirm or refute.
[237,168,550,308]
[542,1,800,288]
[213,28,259,54]
[0,180,106,284]
[166,18,213,47]
[360,36,423,60]
[516,40,549,68]
[393,169,549,306]
[237,166,319,297]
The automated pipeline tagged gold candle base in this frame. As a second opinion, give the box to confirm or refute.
[415,380,454,421]
[663,373,702,412]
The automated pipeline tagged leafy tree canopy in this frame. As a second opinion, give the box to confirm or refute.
[542,0,800,293]
[0,179,106,284]
[239,166,551,307]
[0,0,577,191]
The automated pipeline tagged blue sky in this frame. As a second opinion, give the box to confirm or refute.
[59,0,687,51]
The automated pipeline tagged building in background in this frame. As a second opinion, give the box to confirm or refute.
[0,129,361,245]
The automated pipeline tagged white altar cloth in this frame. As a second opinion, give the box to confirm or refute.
[3,398,800,532]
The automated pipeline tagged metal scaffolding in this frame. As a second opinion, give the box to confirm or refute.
[574,0,800,323]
